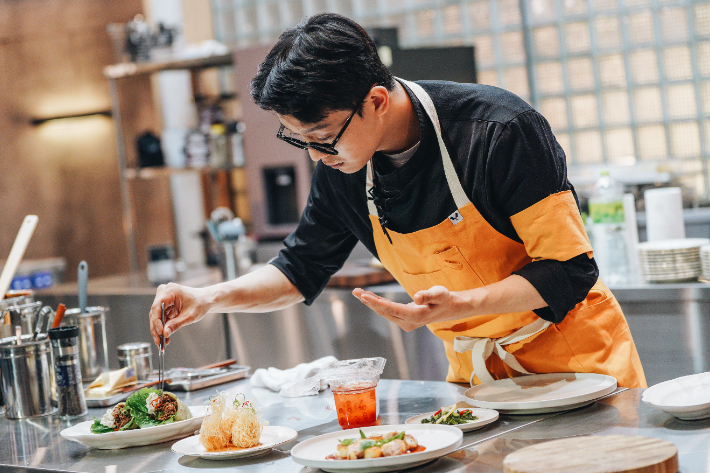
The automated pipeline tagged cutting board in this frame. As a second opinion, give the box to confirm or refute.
[503,435,678,473]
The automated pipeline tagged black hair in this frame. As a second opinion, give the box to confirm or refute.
[250,13,396,124]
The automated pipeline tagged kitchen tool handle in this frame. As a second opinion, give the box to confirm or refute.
[32,306,54,340]
[0,215,39,299]
[77,261,88,313]
[51,304,66,329]
[118,378,172,394]
[197,359,238,370]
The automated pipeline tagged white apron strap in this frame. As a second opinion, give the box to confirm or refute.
[366,79,471,217]
[453,318,552,385]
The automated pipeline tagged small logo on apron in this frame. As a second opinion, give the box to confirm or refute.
[448,211,463,225]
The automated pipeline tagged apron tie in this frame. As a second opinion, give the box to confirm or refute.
[453,318,552,385]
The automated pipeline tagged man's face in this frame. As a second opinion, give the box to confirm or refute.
[277,105,378,174]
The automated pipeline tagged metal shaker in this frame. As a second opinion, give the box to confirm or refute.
[0,334,55,419]
[117,342,153,380]
[48,326,87,418]
[61,307,109,382]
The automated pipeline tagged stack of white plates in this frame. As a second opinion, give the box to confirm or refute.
[700,245,710,280]
[637,238,710,283]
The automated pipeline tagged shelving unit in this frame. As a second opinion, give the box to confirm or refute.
[104,53,235,274]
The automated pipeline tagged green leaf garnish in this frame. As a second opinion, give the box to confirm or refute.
[339,438,354,446]
[360,429,366,439]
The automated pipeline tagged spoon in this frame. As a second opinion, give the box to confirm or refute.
[77,261,88,313]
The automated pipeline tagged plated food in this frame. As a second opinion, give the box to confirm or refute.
[331,430,423,460]
[90,388,192,434]
[420,404,477,425]
[199,392,266,451]
[406,407,499,432]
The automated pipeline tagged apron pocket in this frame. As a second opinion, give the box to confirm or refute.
[401,269,453,295]
[433,246,486,291]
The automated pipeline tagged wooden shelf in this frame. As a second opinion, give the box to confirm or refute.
[103,53,233,79]
[124,166,240,179]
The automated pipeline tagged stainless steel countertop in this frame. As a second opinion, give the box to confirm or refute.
[1,379,708,472]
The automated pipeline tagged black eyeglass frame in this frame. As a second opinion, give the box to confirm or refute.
[276,101,362,156]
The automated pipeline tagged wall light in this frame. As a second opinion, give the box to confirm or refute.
[30,110,112,126]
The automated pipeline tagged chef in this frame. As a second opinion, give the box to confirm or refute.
[149,13,646,388]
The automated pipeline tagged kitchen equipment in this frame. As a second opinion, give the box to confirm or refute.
[637,238,710,283]
[51,304,66,329]
[0,334,55,419]
[77,261,88,313]
[464,373,617,414]
[32,306,54,341]
[160,360,249,392]
[172,426,298,460]
[0,215,39,301]
[48,326,87,417]
[61,307,109,382]
[642,372,710,420]
[4,301,41,335]
[117,342,152,380]
[159,302,165,392]
[502,435,678,473]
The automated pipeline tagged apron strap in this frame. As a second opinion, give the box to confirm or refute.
[366,79,471,217]
[453,318,553,385]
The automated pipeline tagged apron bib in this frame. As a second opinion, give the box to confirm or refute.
[366,79,646,388]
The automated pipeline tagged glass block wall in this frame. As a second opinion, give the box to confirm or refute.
[211,0,710,200]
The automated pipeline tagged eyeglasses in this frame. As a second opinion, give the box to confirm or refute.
[276,104,360,156]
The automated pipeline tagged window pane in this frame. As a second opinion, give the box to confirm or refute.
[670,122,701,158]
[473,36,495,67]
[627,11,654,45]
[287,0,304,24]
[498,0,522,26]
[333,0,353,15]
[606,128,635,164]
[575,130,604,163]
[603,90,630,125]
[593,0,618,12]
[564,0,587,16]
[629,50,659,85]
[468,0,491,31]
[415,9,436,38]
[637,125,667,160]
[540,97,568,130]
[565,22,591,53]
[531,0,556,24]
[698,42,710,77]
[537,62,564,94]
[568,57,595,91]
[666,83,697,119]
[556,133,572,164]
[625,0,650,6]
[634,87,663,122]
[697,4,710,37]
[701,82,710,115]
[599,54,626,87]
[501,31,526,63]
[571,94,598,128]
[663,46,693,81]
[503,67,529,99]
[659,7,688,42]
[595,16,621,50]
[443,5,462,34]
[477,69,499,86]
[534,26,560,58]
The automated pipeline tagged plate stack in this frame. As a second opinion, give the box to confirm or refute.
[637,238,710,283]
[701,245,710,280]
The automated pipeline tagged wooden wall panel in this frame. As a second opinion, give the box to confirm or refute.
[0,0,144,281]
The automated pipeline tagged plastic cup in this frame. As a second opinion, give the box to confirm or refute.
[330,375,379,429]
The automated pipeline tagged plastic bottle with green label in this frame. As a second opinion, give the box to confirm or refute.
[587,170,629,284]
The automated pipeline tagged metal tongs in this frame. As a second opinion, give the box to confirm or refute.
[158,302,165,392]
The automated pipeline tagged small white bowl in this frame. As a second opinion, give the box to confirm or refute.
[642,372,710,420]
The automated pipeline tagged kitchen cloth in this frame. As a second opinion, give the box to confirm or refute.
[250,356,338,395]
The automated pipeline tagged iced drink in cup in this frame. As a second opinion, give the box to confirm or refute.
[330,375,378,429]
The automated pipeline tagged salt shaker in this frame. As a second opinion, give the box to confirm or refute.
[48,326,87,417]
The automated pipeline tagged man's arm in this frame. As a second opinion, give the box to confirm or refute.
[149,264,304,346]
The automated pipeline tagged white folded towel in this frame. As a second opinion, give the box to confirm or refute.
[250,356,338,394]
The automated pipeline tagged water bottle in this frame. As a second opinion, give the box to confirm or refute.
[587,170,629,284]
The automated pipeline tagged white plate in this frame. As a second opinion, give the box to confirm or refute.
[405,408,499,431]
[642,372,710,420]
[464,373,617,414]
[638,238,710,251]
[291,424,462,473]
[171,425,298,460]
[60,406,208,449]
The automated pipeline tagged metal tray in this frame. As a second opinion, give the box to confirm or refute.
[166,365,250,392]
[85,389,133,408]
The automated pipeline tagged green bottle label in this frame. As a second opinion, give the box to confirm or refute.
[588,201,625,224]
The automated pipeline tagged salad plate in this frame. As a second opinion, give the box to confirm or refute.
[291,423,462,473]
[60,405,208,449]
[464,373,617,414]
[405,407,499,431]
[171,425,298,460]
[642,372,710,420]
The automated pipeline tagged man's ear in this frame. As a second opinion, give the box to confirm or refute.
[369,85,390,118]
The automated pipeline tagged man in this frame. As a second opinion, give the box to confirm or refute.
[149,13,646,388]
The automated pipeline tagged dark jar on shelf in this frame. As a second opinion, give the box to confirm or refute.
[48,326,88,418]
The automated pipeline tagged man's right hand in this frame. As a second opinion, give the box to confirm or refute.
[149,283,211,347]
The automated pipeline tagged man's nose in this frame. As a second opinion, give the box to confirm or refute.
[308,148,329,162]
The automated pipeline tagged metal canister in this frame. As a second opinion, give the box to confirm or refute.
[117,342,152,380]
[0,335,55,419]
[62,307,109,383]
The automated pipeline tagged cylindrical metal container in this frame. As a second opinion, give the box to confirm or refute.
[117,342,152,380]
[62,307,109,383]
[48,326,87,418]
[0,335,55,419]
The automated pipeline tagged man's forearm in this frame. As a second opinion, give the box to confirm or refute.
[460,274,548,316]
[205,264,305,314]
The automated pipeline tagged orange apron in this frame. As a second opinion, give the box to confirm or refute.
[366,80,646,388]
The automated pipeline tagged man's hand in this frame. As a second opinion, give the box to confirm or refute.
[149,283,210,347]
[352,286,467,331]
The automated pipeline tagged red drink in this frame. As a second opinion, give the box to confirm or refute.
[332,381,378,429]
